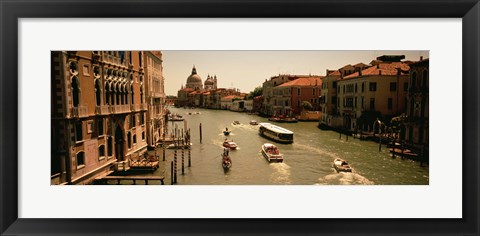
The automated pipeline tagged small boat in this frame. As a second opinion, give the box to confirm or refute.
[222,153,232,170]
[268,116,283,123]
[223,140,238,150]
[249,120,258,125]
[282,117,298,123]
[333,158,353,172]
[261,143,283,162]
[233,121,240,125]
[223,128,231,135]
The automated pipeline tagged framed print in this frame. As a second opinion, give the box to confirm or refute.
[1,0,479,235]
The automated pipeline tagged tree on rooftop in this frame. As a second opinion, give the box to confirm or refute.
[247,86,263,99]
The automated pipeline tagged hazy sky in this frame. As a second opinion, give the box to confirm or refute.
[162,51,429,96]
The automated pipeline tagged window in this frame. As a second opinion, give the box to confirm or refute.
[332,82,337,88]
[127,132,131,149]
[142,131,145,141]
[98,145,105,160]
[131,84,135,104]
[297,88,301,96]
[140,113,145,125]
[98,119,104,135]
[107,136,113,156]
[133,134,137,144]
[75,122,83,142]
[343,85,345,93]
[361,97,364,108]
[312,88,315,96]
[404,82,408,92]
[388,98,393,110]
[369,98,375,111]
[369,82,377,91]
[72,77,80,107]
[361,83,364,92]
[95,80,101,106]
[390,82,397,92]
[354,97,357,108]
[355,84,357,93]
[76,152,85,168]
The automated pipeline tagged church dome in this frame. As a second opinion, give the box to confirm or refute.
[186,66,202,83]
[204,75,214,85]
[185,66,203,90]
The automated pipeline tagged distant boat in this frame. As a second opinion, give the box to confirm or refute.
[261,143,283,162]
[223,130,231,135]
[333,158,353,172]
[223,140,238,150]
[249,120,258,125]
[258,123,294,144]
[233,121,240,125]
[166,143,192,149]
[222,153,232,170]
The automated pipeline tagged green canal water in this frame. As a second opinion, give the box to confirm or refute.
[132,107,429,185]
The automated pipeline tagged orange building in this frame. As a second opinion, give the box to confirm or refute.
[271,76,323,116]
[51,51,150,185]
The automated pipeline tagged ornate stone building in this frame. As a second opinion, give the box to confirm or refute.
[51,51,150,185]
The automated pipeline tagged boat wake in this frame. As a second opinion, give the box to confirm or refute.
[293,143,341,160]
[316,171,374,185]
[269,162,291,184]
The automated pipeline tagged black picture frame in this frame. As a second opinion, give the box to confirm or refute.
[1,0,478,235]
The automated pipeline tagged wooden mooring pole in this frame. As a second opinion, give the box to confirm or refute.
[174,149,177,184]
[188,145,191,167]
[170,161,173,185]
[162,143,166,161]
[181,146,185,175]
[199,123,203,143]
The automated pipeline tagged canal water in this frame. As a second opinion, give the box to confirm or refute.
[148,107,428,185]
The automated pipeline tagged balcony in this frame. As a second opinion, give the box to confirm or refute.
[71,106,88,118]
[95,105,109,115]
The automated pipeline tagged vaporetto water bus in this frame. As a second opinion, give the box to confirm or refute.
[258,122,294,144]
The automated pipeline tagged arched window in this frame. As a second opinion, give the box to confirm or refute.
[142,131,145,141]
[140,82,144,103]
[127,131,131,149]
[120,85,125,105]
[107,136,113,156]
[131,84,135,104]
[95,79,101,106]
[105,83,110,105]
[76,152,85,167]
[116,83,121,105]
[72,77,80,107]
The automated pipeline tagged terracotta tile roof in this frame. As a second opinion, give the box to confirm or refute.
[327,70,341,76]
[222,95,237,99]
[278,77,323,87]
[344,62,410,79]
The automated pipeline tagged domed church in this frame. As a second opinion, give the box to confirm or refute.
[185,66,203,90]
[204,74,217,90]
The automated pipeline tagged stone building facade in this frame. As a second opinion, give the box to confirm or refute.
[51,51,150,185]
[144,51,165,147]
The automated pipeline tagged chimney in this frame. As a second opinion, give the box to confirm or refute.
[420,56,423,61]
